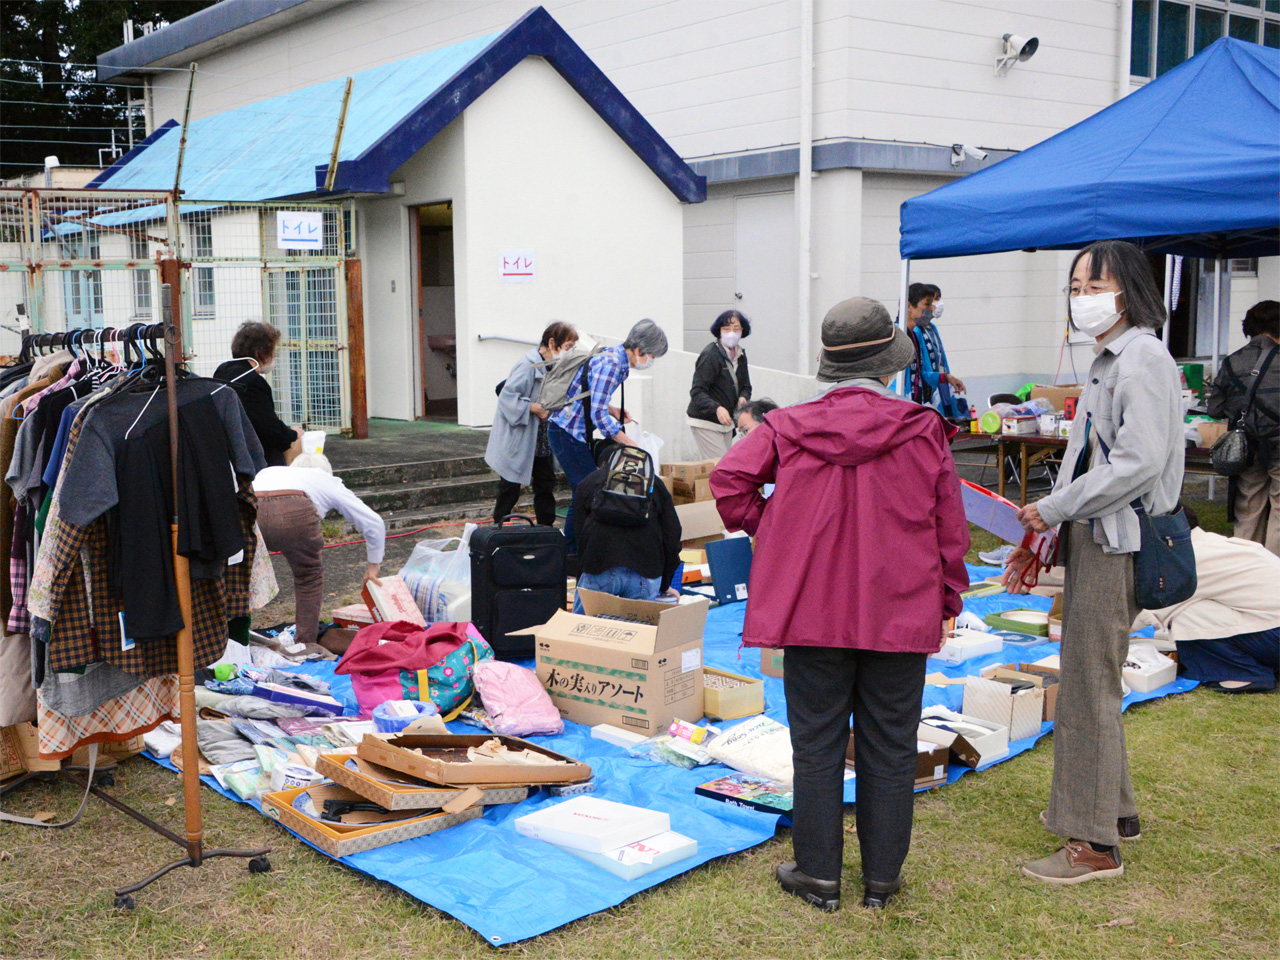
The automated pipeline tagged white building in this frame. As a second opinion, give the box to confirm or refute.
[95,0,1279,442]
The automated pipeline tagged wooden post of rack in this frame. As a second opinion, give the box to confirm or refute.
[345,258,368,439]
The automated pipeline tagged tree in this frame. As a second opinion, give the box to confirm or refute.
[1,0,216,177]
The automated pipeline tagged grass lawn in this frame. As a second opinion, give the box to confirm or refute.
[2,497,1275,958]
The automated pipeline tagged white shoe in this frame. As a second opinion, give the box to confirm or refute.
[978,544,1015,565]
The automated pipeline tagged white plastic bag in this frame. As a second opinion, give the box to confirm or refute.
[635,431,665,471]
[400,523,476,623]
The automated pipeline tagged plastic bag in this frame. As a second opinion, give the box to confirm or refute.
[634,431,665,472]
[401,523,476,622]
[471,660,563,736]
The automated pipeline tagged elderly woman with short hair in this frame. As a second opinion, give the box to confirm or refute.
[687,309,753,459]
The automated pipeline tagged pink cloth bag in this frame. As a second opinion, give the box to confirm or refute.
[471,660,563,736]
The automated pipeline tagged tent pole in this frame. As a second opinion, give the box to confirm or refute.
[796,0,813,375]
[1162,254,1173,345]
[1210,257,1222,501]
[895,258,910,395]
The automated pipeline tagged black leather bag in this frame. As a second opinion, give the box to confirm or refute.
[1210,345,1276,477]
[580,364,626,466]
[469,516,566,660]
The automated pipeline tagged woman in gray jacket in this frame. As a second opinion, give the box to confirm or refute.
[486,322,577,525]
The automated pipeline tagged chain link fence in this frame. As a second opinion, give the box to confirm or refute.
[0,189,355,432]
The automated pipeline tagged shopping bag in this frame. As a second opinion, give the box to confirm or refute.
[635,430,665,471]
[400,523,476,622]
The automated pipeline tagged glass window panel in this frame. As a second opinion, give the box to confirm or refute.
[1267,0,1279,14]
[1229,15,1260,40]
[1195,8,1225,51]
[1132,0,1154,75]
[1158,2,1191,74]
[1233,0,1261,8]
[1265,21,1280,45]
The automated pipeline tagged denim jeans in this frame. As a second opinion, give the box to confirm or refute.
[547,422,598,553]
[574,567,661,613]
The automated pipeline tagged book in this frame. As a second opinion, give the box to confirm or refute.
[513,797,671,853]
[695,772,793,814]
[251,682,344,716]
[705,536,753,605]
[553,830,698,881]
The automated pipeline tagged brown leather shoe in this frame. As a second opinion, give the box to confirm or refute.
[1021,841,1123,885]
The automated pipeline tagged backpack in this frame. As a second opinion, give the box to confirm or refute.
[537,344,604,413]
[590,445,655,528]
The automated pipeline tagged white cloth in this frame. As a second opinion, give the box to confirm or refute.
[1135,527,1280,645]
[253,466,386,563]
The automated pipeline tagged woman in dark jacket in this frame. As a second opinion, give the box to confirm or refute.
[214,321,300,467]
[687,310,752,459]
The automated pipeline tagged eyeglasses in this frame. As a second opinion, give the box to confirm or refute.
[1062,283,1122,298]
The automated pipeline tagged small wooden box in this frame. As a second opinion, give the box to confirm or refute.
[702,667,764,721]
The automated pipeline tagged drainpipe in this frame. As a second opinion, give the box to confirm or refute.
[1162,254,1173,345]
[1117,0,1133,100]
[144,75,155,135]
[797,0,814,374]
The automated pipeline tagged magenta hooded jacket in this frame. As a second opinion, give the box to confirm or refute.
[709,387,970,654]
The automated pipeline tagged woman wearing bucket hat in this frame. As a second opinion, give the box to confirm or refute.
[710,296,970,912]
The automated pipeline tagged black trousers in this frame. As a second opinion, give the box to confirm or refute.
[783,645,927,885]
[493,454,557,527]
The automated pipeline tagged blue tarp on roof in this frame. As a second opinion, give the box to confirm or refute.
[90,7,705,203]
[900,39,1280,260]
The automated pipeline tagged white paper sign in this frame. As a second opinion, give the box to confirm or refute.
[734,583,748,600]
[681,648,701,674]
[277,211,324,250]
[499,248,536,282]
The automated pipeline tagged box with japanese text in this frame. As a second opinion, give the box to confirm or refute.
[661,459,718,484]
[760,648,784,678]
[672,477,714,504]
[518,589,707,733]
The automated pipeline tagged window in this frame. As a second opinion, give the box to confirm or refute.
[191,219,215,314]
[1228,257,1259,276]
[130,233,152,315]
[1134,1,1280,76]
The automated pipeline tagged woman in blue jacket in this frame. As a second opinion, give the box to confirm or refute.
[906,283,968,418]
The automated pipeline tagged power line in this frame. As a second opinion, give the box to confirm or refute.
[1,139,131,147]
[2,124,143,131]
[3,100,136,110]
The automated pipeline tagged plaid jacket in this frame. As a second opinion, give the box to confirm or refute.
[549,345,629,442]
[29,403,257,676]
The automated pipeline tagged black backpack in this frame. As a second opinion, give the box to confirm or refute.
[590,446,655,528]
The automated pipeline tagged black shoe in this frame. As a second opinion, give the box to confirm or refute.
[862,876,902,909]
[776,862,840,912]
[1118,815,1141,841]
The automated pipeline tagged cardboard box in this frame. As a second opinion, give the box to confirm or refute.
[1197,421,1227,449]
[1,723,60,780]
[261,782,482,857]
[514,796,670,853]
[70,736,144,767]
[332,603,375,628]
[672,477,714,503]
[1029,384,1083,414]
[962,676,1044,742]
[934,629,1003,664]
[358,734,591,786]
[362,576,427,627]
[661,459,718,484]
[982,662,1061,722]
[702,667,765,721]
[1002,416,1039,436]
[760,648,785,678]
[1048,594,1063,642]
[675,499,725,547]
[520,590,707,733]
[846,733,949,788]
[315,753,530,810]
[918,706,1009,767]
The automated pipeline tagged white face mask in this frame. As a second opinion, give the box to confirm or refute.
[1070,291,1124,338]
[720,330,742,349]
[257,359,274,376]
[634,356,654,371]
[931,300,945,318]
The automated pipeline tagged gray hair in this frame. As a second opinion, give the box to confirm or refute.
[622,319,669,358]
[291,452,333,474]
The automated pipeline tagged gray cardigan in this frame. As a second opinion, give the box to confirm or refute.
[485,347,545,486]
[1037,326,1184,554]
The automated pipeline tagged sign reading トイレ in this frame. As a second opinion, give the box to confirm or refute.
[499,249,536,283]
[277,211,324,251]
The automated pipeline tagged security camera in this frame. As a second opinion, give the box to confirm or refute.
[950,144,989,167]
[995,33,1039,76]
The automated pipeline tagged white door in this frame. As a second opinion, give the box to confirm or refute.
[734,192,798,373]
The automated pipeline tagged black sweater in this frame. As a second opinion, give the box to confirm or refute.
[573,466,683,591]
[214,359,296,467]
[687,340,751,423]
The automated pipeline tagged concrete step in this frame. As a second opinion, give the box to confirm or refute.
[334,455,492,489]
[354,470,571,516]
[336,491,572,535]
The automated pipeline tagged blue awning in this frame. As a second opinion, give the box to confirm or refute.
[900,39,1280,260]
[90,6,705,204]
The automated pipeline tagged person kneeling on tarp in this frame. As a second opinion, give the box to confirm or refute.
[571,446,682,613]
[1135,504,1280,693]
[710,296,970,912]
[253,453,385,647]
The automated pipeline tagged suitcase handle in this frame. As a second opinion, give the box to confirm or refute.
[497,514,536,526]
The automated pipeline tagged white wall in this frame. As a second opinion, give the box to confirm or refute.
[452,56,685,426]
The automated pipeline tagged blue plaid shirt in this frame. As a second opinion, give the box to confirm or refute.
[550,345,629,442]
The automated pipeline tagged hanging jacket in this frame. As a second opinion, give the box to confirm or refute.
[709,386,970,653]
[687,341,751,423]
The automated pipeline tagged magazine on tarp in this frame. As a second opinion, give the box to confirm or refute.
[695,772,792,814]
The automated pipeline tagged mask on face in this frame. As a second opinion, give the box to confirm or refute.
[919,308,934,324]
[720,330,742,349]
[932,300,945,318]
[634,356,654,371]
[1070,291,1124,338]
[257,359,274,376]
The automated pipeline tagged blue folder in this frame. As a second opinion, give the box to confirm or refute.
[704,536,753,605]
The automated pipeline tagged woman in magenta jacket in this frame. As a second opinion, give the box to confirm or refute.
[711,296,970,912]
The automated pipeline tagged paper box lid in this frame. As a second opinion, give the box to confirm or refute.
[675,499,725,541]
[515,589,708,656]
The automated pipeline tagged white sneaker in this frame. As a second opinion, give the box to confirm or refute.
[978,544,1015,565]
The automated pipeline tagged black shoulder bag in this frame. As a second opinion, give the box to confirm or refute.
[581,362,625,467]
[1211,345,1277,477]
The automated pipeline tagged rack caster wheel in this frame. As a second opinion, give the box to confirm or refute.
[114,894,135,911]
[97,774,115,788]
[248,856,271,874]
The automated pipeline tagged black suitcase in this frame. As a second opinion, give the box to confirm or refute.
[469,515,567,660]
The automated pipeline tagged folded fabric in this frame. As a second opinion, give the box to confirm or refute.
[143,720,183,759]
[472,660,563,737]
[213,695,325,719]
[205,678,256,696]
[195,719,257,765]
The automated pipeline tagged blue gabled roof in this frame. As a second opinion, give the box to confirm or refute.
[90,7,706,203]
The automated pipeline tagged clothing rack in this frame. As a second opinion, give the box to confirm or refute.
[7,290,271,907]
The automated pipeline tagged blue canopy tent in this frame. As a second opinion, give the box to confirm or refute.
[896,38,1279,371]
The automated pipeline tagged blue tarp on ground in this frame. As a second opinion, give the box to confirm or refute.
[899,39,1280,260]
[148,563,1196,944]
